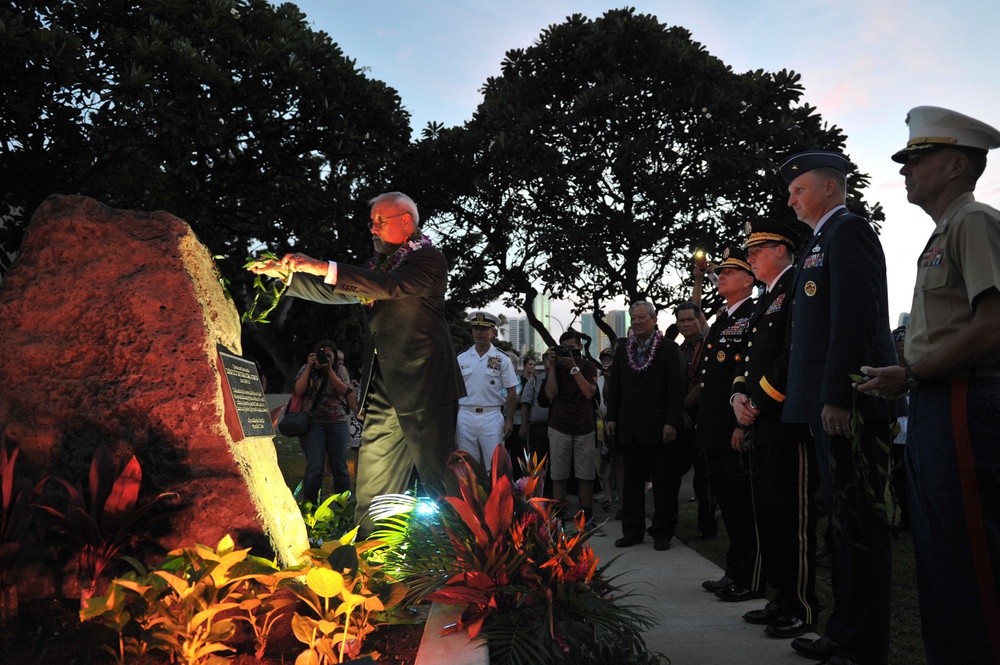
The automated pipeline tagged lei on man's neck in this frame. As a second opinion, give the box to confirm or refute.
[626,329,664,374]
[357,234,433,307]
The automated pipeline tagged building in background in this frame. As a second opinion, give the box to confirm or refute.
[606,309,630,340]
[579,309,630,356]
[506,293,553,357]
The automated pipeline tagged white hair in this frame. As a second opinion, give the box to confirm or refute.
[368,191,420,227]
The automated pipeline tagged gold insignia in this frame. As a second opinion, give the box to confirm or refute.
[804,281,817,297]
[745,221,753,234]
[723,247,731,259]
[717,350,726,362]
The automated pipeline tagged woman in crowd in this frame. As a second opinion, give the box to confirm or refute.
[294,339,354,503]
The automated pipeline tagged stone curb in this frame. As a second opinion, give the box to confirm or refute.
[414,602,489,665]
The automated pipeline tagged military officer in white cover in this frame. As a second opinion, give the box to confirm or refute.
[456,311,519,471]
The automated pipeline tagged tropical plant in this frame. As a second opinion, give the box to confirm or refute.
[36,444,178,598]
[835,374,896,548]
[288,530,407,664]
[82,529,408,664]
[371,446,665,664]
[81,534,300,664]
[233,569,299,660]
[242,252,290,324]
[299,490,356,547]
[0,429,40,626]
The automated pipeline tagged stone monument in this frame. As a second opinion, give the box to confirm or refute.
[0,195,308,598]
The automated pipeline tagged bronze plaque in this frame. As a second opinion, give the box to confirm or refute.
[217,346,274,439]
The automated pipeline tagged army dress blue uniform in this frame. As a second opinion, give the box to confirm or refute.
[733,253,819,633]
[697,296,760,595]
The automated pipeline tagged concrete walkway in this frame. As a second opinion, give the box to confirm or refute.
[587,498,821,665]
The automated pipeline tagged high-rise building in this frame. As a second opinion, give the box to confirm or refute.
[578,310,631,355]
[507,316,529,357]
[606,309,630,341]
[580,313,611,356]
[504,294,553,357]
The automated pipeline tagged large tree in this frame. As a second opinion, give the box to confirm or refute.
[1,0,414,387]
[413,9,883,344]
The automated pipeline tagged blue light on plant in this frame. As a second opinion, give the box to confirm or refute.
[415,499,439,518]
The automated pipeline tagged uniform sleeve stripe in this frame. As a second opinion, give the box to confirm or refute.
[760,376,785,402]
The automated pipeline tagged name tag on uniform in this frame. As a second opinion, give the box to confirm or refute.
[803,252,824,269]
[920,247,944,267]
[487,355,503,370]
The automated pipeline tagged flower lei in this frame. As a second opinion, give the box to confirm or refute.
[357,234,434,307]
[626,329,664,374]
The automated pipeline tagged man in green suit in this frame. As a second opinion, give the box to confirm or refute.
[249,192,464,533]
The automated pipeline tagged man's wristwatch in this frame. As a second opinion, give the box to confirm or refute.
[905,363,922,390]
[569,366,581,376]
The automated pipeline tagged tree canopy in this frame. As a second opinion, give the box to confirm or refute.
[1,3,888,375]
[411,8,883,342]
[1,0,416,386]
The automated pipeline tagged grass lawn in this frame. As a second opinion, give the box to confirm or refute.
[674,495,925,665]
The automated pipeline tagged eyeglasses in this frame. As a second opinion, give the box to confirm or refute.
[369,211,409,230]
[748,243,780,256]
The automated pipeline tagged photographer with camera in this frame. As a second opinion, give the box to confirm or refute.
[542,330,600,530]
[293,338,354,504]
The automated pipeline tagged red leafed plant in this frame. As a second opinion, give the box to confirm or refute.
[370,446,663,665]
[36,444,177,598]
[1,427,42,625]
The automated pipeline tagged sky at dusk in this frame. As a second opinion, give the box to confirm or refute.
[283,0,1000,330]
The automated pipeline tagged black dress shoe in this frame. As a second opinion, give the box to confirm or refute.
[614,536,643,548]
[790,635,838,660]
[743,601,779,625]
[653,537,671,551]
[715,583,766,602]
[701,576,733,592]
[765,615,813,638]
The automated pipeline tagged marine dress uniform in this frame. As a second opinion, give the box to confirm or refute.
[731,219,818,638]
[892,106,1000,665]
[696,249,761,599]
[456,312,519,470]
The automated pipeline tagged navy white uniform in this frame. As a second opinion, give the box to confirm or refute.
[457,343,518,469]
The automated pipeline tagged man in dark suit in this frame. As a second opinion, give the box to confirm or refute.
[605,301,686,551]
[731,219,818,640]
[779,152,897,665]
[249,192,464,533]
[695,250,761,600]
